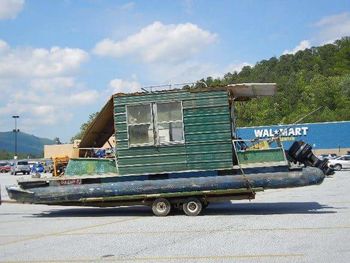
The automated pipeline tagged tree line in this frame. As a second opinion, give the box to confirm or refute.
[198,37,350,127]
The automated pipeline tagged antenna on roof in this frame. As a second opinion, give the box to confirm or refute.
[141,82,200,92]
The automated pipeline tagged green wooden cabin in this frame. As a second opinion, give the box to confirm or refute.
[67,83,287,177]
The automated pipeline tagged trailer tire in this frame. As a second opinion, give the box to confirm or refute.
[333,164,342,171]
[152,198,171,217]
[183,198,202,216]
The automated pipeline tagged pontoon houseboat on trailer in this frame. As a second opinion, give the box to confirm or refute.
[5,83,333,216]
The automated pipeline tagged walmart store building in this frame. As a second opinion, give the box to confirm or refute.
[236,121,350,155]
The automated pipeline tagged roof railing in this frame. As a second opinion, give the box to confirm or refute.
[141,81,208,93]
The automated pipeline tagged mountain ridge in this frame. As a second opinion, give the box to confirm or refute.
[0,131,55,157]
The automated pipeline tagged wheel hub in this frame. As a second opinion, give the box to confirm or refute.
[188,202,197,212]
[157,202,167,212]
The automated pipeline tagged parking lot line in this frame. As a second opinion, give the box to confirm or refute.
[0,253,305,262]
[0,225,348,238]
[70,225,350,235]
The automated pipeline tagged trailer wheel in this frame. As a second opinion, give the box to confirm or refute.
[152,198,171,217]
[333,164,342,171]
[183,198,202,216]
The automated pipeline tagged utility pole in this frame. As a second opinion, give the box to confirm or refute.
[12,115,19,159]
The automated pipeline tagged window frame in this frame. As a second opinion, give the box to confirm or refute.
[155,101,185,146]
[126,103,155,147]
[126,101,185,148]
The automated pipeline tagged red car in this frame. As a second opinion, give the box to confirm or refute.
[0,162,11,173]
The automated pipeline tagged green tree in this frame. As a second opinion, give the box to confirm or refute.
[70,112,99,143]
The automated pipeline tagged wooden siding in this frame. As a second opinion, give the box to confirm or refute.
[114,90,233,175]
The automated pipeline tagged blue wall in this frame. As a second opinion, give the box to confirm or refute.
[237,121,350,150]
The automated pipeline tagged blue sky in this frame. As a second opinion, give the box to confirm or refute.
[0,0,349,141]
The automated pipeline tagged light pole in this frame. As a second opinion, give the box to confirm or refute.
[12,115,19,159]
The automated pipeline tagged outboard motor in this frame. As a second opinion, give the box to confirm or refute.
[288,141,334,176]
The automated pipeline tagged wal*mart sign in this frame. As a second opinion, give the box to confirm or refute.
[237,121,350,150]
[254,127,308,138]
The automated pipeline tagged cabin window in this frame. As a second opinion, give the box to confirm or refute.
[156,102,184,144]
[126,102,184,147]
[127,104,154,146]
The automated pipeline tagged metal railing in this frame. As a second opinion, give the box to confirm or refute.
[232,137,283,151]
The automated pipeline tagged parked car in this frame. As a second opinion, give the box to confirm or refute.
[31,163,44,174]
[318,154,338,160]
[328,155,350,171]
[0,162,11,173]
[11,160,31,175]
[44,160,54,173]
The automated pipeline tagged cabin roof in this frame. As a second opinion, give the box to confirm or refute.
[79,96,114,148]
[113,83,277,101]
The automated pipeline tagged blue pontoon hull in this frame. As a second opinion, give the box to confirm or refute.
[6,167,325,206]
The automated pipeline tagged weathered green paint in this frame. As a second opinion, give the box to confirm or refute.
[114,90,233,175]
[65,158,118,176]
[237,148,286,164]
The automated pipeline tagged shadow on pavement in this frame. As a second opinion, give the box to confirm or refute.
[29,201,337,218]
[203,201,337,216]
[29,206,152,218]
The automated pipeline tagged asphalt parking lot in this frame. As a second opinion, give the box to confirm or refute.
[0,171,349,263]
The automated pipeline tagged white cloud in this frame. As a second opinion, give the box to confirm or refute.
[32,105,55,116]
[0,39,10,52]
[281,12,350,56]
[226,62,252,73]
[0,81,98,129]
[94,21,220,92]
[0,40,97,132]
[120,2,135,11]
[314,12,350,44]
[93,21,217,64]
[30,77,75,92]
[68,90,99,105]
[283,40,311,55]
[284,12,350,56]
[109,78,141,94]
[0,41,89,78]
[106,60,253,95]
[0,0,24,20]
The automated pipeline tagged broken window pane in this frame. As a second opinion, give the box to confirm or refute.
[158,122,184,143]
[128,124,154,145]
[157,102,182,122]
[127,104,152,124]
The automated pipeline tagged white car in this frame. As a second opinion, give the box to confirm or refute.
[328,155,350,171]
[318,154,337,160]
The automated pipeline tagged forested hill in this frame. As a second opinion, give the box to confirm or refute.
[201,37,350,127]
[0,131,54,158]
